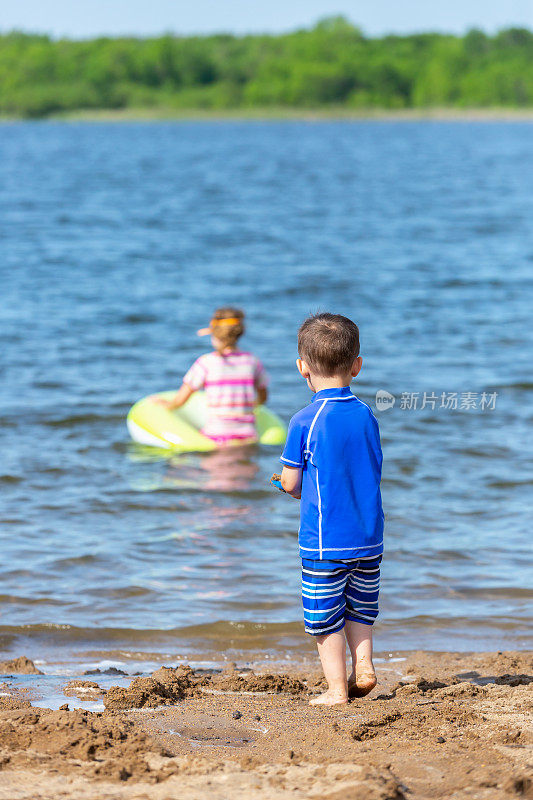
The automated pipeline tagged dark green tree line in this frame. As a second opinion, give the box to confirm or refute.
[1,18,532,117]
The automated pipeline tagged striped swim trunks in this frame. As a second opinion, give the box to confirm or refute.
[301,555,382,636]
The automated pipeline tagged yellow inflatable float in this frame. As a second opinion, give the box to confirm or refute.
[127,391,286,453]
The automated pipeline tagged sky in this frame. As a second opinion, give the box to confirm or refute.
[2,0,532,39]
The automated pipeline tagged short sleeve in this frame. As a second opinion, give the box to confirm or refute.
[253,357,268,389]
[280,415,306,468]
[368,413,383,469]
[183,357,207,392]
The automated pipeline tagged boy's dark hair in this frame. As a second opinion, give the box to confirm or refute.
[298,313,360,376]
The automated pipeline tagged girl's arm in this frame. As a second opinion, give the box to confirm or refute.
[155,383,194,409]
[254,357,268,406]
[280,466,302,499]
[256,386,268,406]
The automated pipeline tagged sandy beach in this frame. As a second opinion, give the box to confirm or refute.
[2,106,533,124]
[42,106,533,122]
[0,649,531,799]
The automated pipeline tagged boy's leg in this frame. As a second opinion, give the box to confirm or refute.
[309,630,348,706]
[345,619,377,697]
[301,559,349,705]
[344,555,382,697]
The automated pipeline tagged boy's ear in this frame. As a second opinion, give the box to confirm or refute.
[296,358,310,379]
[351,356,363,378]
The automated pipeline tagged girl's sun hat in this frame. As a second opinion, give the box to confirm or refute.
[197,313,243,337]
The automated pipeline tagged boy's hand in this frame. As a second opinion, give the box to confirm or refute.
[279,466,302,500]
[270,473,286,492]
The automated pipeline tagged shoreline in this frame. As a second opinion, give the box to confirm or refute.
[2,107,533,123]
[1,619,531,678]
[0,649,531,798]
[2,639,531,680]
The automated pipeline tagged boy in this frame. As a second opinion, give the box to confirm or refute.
[278,313,384,706]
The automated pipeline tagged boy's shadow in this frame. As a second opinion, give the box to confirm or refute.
[454,671,532,686]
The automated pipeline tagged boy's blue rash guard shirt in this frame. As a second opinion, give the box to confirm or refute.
[280,386,384,560]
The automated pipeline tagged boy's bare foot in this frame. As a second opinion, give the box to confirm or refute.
[309,689,348,706]
[347,668,377,698]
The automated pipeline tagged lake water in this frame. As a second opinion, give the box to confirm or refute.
[1,120,532,673]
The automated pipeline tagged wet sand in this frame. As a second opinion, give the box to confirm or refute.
[0,650,531,799]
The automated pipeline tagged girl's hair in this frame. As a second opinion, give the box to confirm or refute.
[211,307,245,349]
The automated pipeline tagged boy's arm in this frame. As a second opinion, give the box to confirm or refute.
[281,466,302,499]
[279,411,305,499]
[154,383,194,409]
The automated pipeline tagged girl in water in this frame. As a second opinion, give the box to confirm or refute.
[158,308,268,446]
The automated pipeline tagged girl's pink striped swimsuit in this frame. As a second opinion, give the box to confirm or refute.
[183,350,268,443]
